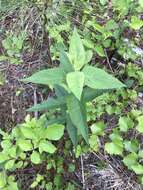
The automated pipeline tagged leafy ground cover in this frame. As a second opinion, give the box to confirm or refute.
[0,0,143,189]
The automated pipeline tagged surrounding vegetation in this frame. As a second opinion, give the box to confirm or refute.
[0,0,143,189]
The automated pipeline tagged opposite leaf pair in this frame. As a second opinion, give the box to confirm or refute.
[22,29,125,145]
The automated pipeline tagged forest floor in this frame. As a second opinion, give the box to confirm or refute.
[0,5,143,190]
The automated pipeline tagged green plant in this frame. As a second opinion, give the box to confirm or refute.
[0,115,65,189]
[2,0,143,187]
[0,32,26,64]
[0,172,18,190]
[84,60,143,184]
[22,30,125,145]
[103,108,143,183]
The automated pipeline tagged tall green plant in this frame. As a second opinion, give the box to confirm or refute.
[22,29,125,145]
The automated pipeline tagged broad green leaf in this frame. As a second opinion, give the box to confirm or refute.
[27,97,66,112]
[137,116,143,133]
[60,51,74,73]
[131,164,143,175]
[1,140,12,149]
[83,87,109,102]
[7,181,19,190]
[66,115,78,146]
[124,140,139,153]
[54,85,68,97]
[17,139,33,151]
[109,132,123,142]
[15,161,23,169]
[0,153,8,163]
[83,66,125,89]
[0,172,7,188]
[105,141,123,155]
[130,16,143,30]
[20,127,36,139]
[67,94,88,143]
[19,152,26,160]
[89,135,99,151]
[21,68,65,86]
[95,45,105,57]
[39,140,56,154]
[83,39,94,49]
[30,151,41,164]
[45,124,65,141]
[5,159,15,170]
[9,146,17,158]
[123,153,138,169]
[118,116,134,132]
[90,121,106,136]
[66,72,84,100]
[69,29,86,70]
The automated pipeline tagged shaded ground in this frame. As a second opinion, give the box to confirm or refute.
[0,6,50,129]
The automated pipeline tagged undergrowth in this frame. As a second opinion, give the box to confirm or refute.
[0,0,143,189]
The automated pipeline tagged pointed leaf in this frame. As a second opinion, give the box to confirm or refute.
[54,85,67,118]
[21,68,65,86]
[54,85,68,97]
[66,71,84,100]
[60,51,74,73]
[83,87,110,102]
[27,97,66,112]
[45,116,66,126]
[66,114,78,146]
[67,94,88,143]
[83,66,125,89]
[28,88,109,113]
[69,29,86,70]
[85,50,93,64]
